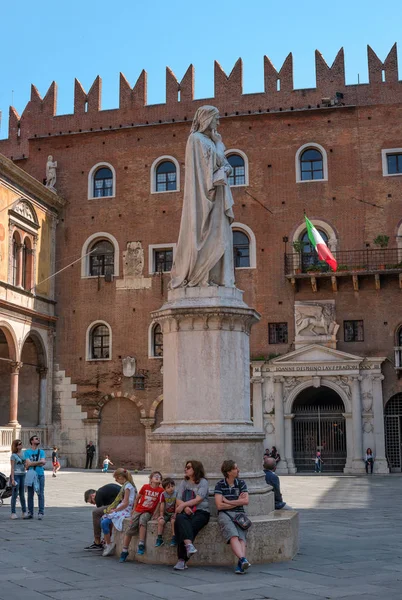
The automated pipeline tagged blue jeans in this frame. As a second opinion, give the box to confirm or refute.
[27,473,45,515]
[11,473,26,514]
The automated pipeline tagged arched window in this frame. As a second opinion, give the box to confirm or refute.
[88,323,111,360]
[398,327,402,347]
[156,161,177,192]
[300,229,329,271]
[93,167,114,197]
[153,324,163,357]
[300,149,323,181]
[233,230,250,268]
[11,234,19,286]
[227,154,245,186]
[89,240,115,276]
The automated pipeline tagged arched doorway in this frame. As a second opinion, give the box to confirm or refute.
[293,386,346,472]
[99,398,145,469]
[19,333,47,426]
[0,329,11,424]
[385,394,402,472]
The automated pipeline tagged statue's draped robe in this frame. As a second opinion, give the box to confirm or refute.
[170,132,235,288]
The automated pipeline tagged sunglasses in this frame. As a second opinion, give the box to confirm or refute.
[184,465,192,470]
[17,442,22,446]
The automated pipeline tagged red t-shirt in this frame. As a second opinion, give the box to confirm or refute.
[134,484,163,514]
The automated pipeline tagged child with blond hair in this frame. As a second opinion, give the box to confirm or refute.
[101,468,137,557]
[155,477,177,547]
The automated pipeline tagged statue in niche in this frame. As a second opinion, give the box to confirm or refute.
[46,155,57,189]
[123,242,144,277]
[170,106,235,289]
[295,303,337,337]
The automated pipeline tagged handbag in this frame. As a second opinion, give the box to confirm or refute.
[231,512,252,531]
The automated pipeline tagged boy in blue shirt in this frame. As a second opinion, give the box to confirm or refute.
[24,435,46,519]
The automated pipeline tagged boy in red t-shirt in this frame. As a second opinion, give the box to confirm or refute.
[119,471,163,562]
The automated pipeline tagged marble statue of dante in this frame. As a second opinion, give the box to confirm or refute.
[46,155,57,189]
[170,106,235,288]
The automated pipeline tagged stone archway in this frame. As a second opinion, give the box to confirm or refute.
[19,330,47,427]
[292,386,347,472]
[0,323,18,425]
[98,393,146,469]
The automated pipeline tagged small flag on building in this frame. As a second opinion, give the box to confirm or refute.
[305,215,337,271]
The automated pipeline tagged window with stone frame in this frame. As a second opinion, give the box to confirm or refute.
[300,148,324,181]
[227,154,246,186]
[89,240,115,276]
[93,167,114,197]
[156,161,177,192]
[153,323,163,357]
[386,153,402,175]
[233,230,250,268]
[154,248,173,273]
[268,323,288,344]
[344,320,364,342]
[11,234,18,286]
[90,324,110,359]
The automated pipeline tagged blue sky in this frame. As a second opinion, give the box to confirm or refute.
[0,1,400,138]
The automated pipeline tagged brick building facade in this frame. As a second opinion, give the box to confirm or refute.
[0,45,401,471]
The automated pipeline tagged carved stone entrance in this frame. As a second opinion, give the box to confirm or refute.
[293,386,346,472]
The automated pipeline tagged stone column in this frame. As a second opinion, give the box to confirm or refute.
[16,244,24,288]
[140,417,155,471]
[251,377,264,432]
[351,375,365,472]
[371,375,389,473]
[343,413,354,473]
[37,367,48,426]
[8,361,23,426]
[274,376,288,473]
[284,414,296,473]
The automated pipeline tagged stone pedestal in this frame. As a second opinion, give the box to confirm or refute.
[150,287,290,520]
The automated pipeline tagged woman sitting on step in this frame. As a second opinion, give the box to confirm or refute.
[173,460,210,571]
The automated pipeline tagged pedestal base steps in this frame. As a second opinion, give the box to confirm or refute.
[113,511,299,566]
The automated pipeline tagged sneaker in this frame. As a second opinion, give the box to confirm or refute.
[22,513,28,519]
[52,473,56,477]
[239,557,251,571]
[185,543,197,558]
[170,536,177,547]
[102,542,116,557]
[84,542,103,550]
[119,551,129,563]
[173,559,188,570]
[23,514,33,520]
[11,514,18,520]
[235,564,245,574]
[137,543,145,555]
[38,514,43,520]
[155,538,164,547]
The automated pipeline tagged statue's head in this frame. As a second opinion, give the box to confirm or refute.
[191,105,220,133]
[48,155,53,161]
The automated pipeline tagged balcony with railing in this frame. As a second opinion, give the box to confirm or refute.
[285,248,402,291]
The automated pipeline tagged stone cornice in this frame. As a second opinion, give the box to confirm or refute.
[0,153,65,212]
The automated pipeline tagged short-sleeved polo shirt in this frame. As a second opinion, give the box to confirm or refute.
[214,478,248,513]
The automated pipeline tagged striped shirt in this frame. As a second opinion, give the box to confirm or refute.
[214,478,247,513]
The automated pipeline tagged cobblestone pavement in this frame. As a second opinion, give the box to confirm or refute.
[0,470,401,600]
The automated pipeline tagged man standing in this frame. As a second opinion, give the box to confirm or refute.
[85,441,96,469]
[263,456,286,510]
[84,483,121,550]
[24,435,47,519]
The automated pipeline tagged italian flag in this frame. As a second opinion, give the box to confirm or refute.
[305,216,337,271]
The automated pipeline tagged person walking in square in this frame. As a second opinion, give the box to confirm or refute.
[314,451,323,473]
[24,435,46,519]
[214,460,251,574]
[173,460,210,571]
[85,441,96,469]
[52,446,61,477]
[10,439,27,519]
[102,455,114,473]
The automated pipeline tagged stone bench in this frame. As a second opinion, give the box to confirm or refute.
[113,511,299,566]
